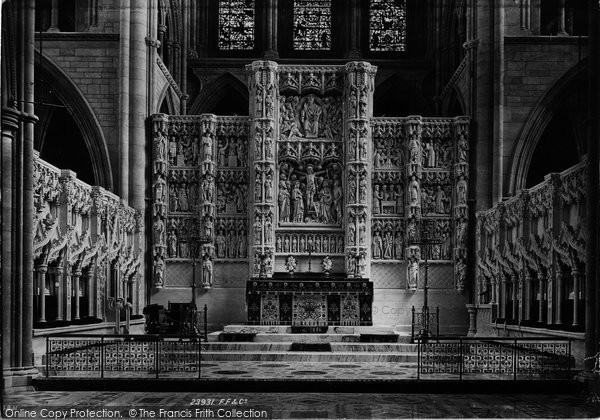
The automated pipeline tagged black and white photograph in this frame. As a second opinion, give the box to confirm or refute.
[0,0,599,418]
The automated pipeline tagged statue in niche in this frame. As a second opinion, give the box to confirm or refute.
[192,137,200,166]
[254,135,262,160]
[374,148,384,168]
[358,215,366,245]
[202,134,212,161]
[238,140,246,167]
[153,256,164,287]
[188,185,197,213]
[178,185,189,212]
[373,184,383,215]
[265,214,273,243]
[409,176,419,206]
[202,252,213,288]
[265,135,274,160]
[323,236,329,253]
[216,230,226,258]
[167,230,177,258]
[218,139,228,167]
[278,180,291,222]
[348,173,357,203]
[319,180,333,223]
[301,95,322,138]
[299,236,306,252]
[432,244,441,260]
[227,230,236,258]
[153,218,165,244]
[359,136,367,161]
[394,231,403,259]
[372,231,383,259]
[315,236,322,253]
[456,220,467,248]
[236,185,246,213]
[358,87,368,117]
[253,215,262,244]
[425,141,436,167]
[408,259,419,289]
[394,184,404,214]
[455,257,466,291]
[227,140,237,166]
[179,242,189,258]
[285,255,297,274]
[333,178,343,223]
[255,178,263,203]
[458,133,469,163]
[238,230,247,258]
[409,137,419,164]
[169,136,177,165]
[407,219,417,243]
[433,186,448,214]
[359,175,367,203]
[383,231,393,259]
[291,236,298,253]
[347,216,356,246]
[457,176,467,205]
[283,235,290,252]
[265,174,274,203]
[276,236,282,252]
[292,181,304,222]
[307,235,314,252]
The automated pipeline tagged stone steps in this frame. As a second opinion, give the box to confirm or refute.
[200,351,417,362]
[201,342,418,352]
[208,332,412,343]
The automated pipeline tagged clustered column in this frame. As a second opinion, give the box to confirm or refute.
[453,117,470,291]
[199,114,217,288]
[247,61,278,278]
[344,62,376,279]
[405,116,422,289]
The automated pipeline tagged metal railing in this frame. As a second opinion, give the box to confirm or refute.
[411,306,440,343]
[45,334,204,379]
[416,336,572,380]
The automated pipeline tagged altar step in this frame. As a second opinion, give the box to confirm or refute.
[200,351,417,362]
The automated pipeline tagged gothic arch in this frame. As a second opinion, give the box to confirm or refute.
[373,74,432,117]
[35,51,113,190]
[508,60,586,195]
[188,72,249,116]
[157,84,177,115]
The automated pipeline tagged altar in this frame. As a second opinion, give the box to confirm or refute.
[246,273,373,326]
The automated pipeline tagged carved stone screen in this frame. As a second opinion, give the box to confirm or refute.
[369,0,407,52]
[218,0,255,50]
[151,61,470,325]
[293,0,331,50]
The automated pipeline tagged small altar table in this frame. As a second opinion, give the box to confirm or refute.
[246,272,373,326]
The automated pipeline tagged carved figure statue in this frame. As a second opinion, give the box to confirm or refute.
[154,256,164,287]
[409,177,419,206]
[167,230,177,258]
[292,181,304,222]
[409,137,419,164]
[408,260,419,289]
[333,178,343,223]
[394,232,403,260]
[153,218,165,244]
[458,133,469,162]
[202,134,212,161]
[301,95,322,138]
[265,174,273,202]
[278,180,291,222]
[434,186,447,214]
[216,230,226,258]
[372,231,383,259]
[373,184,383,215]
[321,255,333,274]
[202,253,213,288]
[383,231,393,259]
[425,141,436,167]
[457,176,467,205]
[319,180,333,223]
[238,230,247,258]
[218,139,228,166]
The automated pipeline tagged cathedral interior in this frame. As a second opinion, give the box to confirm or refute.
[1,0,600,417]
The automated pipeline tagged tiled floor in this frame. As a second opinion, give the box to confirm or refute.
[4,390,599,419]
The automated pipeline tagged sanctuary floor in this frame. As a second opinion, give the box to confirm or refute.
[4,390,599,419]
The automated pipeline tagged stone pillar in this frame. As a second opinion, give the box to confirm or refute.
[64,266,72,322]
[491,278,498,304]
[344,62,376,279]
[572,267,580,327]
[129,0,149,212]
[247,61,278,278]
[466,304,478,336]
[48,0,60,32]
[537,272,545,323]
[500,275,506,319]
[36,266,48,323]
[1,107,19,373]
[546,267,554,324]
[151,115,168,289]
[557,0,568,35]
[346,0,361,59]
[518,277,525,321]
[118,0,130,201]
[524,271,532,320]
[454,117,470,292]
[555,265,564,324]
[264,0,279,59]
[72,269,81,320]
[86,266,95,317]
[199,114,217,287]
[405,115,422,288]
[511,275,518,321]
[54,267,64,321]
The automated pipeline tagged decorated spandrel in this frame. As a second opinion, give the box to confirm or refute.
[293,0,331,50]
[218,0,255,50]
[369,0,407,52]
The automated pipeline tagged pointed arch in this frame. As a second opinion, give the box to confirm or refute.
[373,74,432,117]
[508,59,587,194]
[188,72,249,116]
[35,51,113,190]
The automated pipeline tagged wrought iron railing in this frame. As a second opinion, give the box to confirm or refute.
[411,306,440,342]
[45,334,204,379]
[416,336,572,380]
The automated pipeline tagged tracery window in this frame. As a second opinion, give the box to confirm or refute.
[218,0,255,50]
[369,0,407,52]
[293,0,331,50]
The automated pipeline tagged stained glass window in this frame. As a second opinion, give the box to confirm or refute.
[218,0,255,50]
[293,0,331,50]
[370,0,407,52]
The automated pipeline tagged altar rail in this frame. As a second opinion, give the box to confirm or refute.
[45,334,204,379]
[416,337,572,380]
